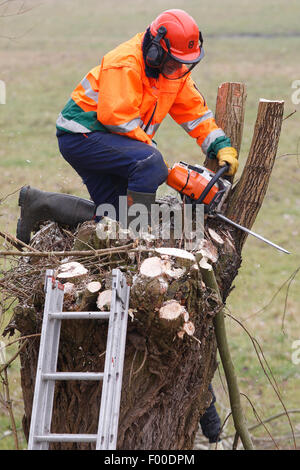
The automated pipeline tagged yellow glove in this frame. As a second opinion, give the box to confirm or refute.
[216,147,239,176]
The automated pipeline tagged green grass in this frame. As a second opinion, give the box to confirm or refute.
[1,0,300,450]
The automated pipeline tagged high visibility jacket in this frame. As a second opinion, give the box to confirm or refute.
[56,33,230,158]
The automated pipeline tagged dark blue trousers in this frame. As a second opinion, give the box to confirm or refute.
[57,132,168,217]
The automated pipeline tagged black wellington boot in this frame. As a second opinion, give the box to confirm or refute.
[16,185,96,244]
[126,189,156,234]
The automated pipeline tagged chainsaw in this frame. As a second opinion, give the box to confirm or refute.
[166,161,290,254]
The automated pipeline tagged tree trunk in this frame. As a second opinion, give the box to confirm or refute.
[2,88,285,450]
[12,226,220,450]
[225,99,284,246]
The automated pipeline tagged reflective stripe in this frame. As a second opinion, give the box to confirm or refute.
[56,113,91,133]
[180,110,214,133]
[80,77,99,103]
[105,117,143,134]
[106,119,159,136]
[201,129,226,155]
[144,122,161,135]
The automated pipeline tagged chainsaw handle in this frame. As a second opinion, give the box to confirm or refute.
[197,164,230,204]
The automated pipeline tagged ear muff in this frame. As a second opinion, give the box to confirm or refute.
[145,26,167,68]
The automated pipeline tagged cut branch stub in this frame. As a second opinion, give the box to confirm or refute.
[195,239,218,264]
[57,261,88,281]
[96,290,112,311]
[140,256,164,278]
[204,82,247,178]
[158,300,189,331]
[78,281,101,311]
[179,321,196,338]
[139,255,186,280]
[215,82,247,155]
[155,247,196,268]
[225,99,284,248]
[86,281,101,293]
[208,228,224,246]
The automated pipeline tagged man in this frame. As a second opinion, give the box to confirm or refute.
[17,8,238,244]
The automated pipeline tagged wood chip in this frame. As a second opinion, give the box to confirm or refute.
[208,228,224,245]
[182,321,195,336]
[199,257,212,271]
[155,247,196,262]
[63,282,76,296]
[195,239,218,263]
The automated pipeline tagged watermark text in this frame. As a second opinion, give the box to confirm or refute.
[0,341,6,365]
[0,80,6,104]
[291,80,300,105]
[291,340,300,365]
[95,197,204,250]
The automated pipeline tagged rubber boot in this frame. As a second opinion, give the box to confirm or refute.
[16,185,96,244]
[126,189,156,235]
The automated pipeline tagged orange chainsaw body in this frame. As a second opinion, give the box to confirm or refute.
[167,162,220,205]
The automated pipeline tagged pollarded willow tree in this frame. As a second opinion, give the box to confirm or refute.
[2,83,284,450]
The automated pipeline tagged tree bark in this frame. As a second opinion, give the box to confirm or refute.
[205,82,247,177]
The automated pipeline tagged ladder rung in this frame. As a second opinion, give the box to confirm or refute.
[42,372,104,381]
[35,433,97,443]
[49,312,110,320]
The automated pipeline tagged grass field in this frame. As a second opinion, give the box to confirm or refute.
[0,0,300,450]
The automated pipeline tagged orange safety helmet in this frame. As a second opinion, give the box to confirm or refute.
[146,9,204,79]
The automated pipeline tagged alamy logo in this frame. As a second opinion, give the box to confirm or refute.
[0,341,6,365]
[95,197,204,250]
[0,80,6,104]
[291,80,300,105]
[291,340,300,365]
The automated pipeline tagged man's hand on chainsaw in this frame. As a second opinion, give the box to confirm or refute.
[216,147,239,176]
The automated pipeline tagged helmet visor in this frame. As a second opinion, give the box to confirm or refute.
[160,48,204,80]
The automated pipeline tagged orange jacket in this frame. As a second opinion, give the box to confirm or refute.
[57,33,227,157]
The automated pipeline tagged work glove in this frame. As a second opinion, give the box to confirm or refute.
[216,147,239,176]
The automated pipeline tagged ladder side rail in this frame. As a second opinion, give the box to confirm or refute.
[96,270,130,450]
[96,269,122,450]
[28,271,64,450]
[108,283,130,450]
[28,270,55,449]
[41,279,64,446]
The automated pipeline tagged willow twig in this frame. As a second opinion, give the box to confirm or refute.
[221,409,300,441]
[200,266,254,450]
[226,311,297,449]
[0,339,29,374]
[0,186,22,205]
[282,110,297,121]
[0,243,135,258]
[0,230,39,252]
[1,367,19,449]
[240,393,279,449]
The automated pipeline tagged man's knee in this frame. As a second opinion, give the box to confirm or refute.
[129,149,169,193]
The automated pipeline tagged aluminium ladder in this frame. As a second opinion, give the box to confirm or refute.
[28,268,130,450]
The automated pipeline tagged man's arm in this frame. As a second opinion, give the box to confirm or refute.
[169,75,238,175]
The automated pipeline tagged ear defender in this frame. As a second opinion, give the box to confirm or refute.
[145,26,167,68]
